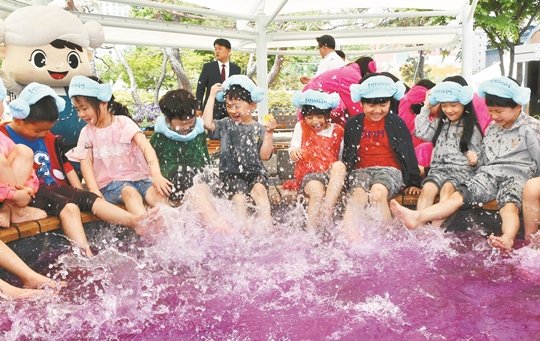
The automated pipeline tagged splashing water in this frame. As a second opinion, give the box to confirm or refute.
[1,202,540,340]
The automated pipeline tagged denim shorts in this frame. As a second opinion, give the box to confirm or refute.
[101,179,153,204]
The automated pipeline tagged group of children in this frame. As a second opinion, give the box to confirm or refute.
[0,66,539,298]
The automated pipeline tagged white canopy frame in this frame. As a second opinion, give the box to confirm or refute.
[0,0,478,118]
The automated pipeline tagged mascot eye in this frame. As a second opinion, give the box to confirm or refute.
[30,50,47,68]
[67,52,81,69]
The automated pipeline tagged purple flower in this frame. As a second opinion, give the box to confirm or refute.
[133,103,161,123]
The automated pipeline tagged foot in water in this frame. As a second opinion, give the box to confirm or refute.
[23,272,65,291]
[390,199,421,229]
[0,282,46,300]
[134,206,165,236]
[488,233,514,253]
[10,206,47,224]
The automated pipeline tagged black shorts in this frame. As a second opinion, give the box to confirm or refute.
[220,172,268,197]
[32,184,99,216]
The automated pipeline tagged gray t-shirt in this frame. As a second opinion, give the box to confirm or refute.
[209,118,267,174]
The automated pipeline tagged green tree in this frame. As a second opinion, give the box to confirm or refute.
[475,0,540,81]
[400,55,432,85]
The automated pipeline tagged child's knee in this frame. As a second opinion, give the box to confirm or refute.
[60,203,80,217]
[250,184,268,200]
[330,161,347,175]
[121,185,141,200]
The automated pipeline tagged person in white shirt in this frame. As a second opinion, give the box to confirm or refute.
[300,35,346,85]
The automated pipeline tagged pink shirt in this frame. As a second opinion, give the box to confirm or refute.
[67,115,150,189]
[0,133,39,200]
[302,63,364,126]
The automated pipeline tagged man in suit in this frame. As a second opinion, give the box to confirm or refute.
[196,38,241,119]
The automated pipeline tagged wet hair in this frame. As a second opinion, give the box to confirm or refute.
[25,96,59,122]
[225,84,253,103]
[410,79,436,115]
[301,105,331,117]
[484,77,520,108]
[50,39,83,52]
[71,76,130,121]
[432,75,482,153]
[214,38,231,50]
[354,56,375,78]
[159,89,197,121]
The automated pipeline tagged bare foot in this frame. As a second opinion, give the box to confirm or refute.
[0,284,46,300]
[10,206,47,224]
[0,205,10,228]
[22,273,65,291]
[390,199,421,229]
[488,234,514,253]
[134,207,165,236]
[209,217,232,234]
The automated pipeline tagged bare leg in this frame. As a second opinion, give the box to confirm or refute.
[59,203,93,257]
[121,186,147,215]
[250,183,272,228]
[0,279,45,300]
[321,161,347,223]
[488,203,520,252]
[3,144,34,186]
[390,191,464,229]
[431,182,456,227]
[304,180,325,231]
[185,183,231,233]
[342,187,369,241]
[370,183,391,222]
[416,182,438,211]
[0,204,10,228]
[91,197,141,228]
[231,193,249,224]
[523,177,540,240]
[144,186,169,208]
[0,240,58,290]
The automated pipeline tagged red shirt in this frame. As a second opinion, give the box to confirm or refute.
[356,118,401,169]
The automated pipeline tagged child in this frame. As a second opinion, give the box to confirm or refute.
[0,240,61,299]
[150,89,230,232]
[342,73,421,239]
[287,90,346,231]
[414,76,483,226]
[397,79,436,175]
[0,79,46,226]
[67,76,171,215]
[523,177,540,240]
[1,83,150,256]
[391,76,540,252]
[202,75,276,227]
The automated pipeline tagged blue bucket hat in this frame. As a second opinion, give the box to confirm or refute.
[69,75,113,102]
[477,76,530,106]
[9,82,66,119]
[350,75,406,103]
[216,75,265,103]
[292,90,340,110]
[428,81,474,106]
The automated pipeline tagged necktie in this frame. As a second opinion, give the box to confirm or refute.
[221,64,226,82]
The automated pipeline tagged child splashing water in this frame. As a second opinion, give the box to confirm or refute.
[151,89,230,232]
[392,76,540,252]
[1,83,152,255]
[414,76,483,227]
[287,90,346,232]
[203,75,276,229]
[67,76,171,221]
[341,73,421,240]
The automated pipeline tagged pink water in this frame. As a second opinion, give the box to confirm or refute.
[1,203,539,340]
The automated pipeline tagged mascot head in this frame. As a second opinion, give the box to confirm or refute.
[0,5,104,88]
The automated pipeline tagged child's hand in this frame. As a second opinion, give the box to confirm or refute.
[11,189,32,207]
[15,185,34,198]
[210,83,223,95]
[405,186,421,195]
[289,148,303,162]
[153,175,173,197]
[465,151,478,167]
[263,114,277,132]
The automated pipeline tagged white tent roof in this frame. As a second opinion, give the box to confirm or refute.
[0,0,477,116]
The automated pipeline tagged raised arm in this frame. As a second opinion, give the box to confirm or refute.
[203,83,223,132]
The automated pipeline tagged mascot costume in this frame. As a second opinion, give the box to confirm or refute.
[0,5,104,150]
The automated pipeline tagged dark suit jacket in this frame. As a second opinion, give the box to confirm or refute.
[196,60,241,119]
